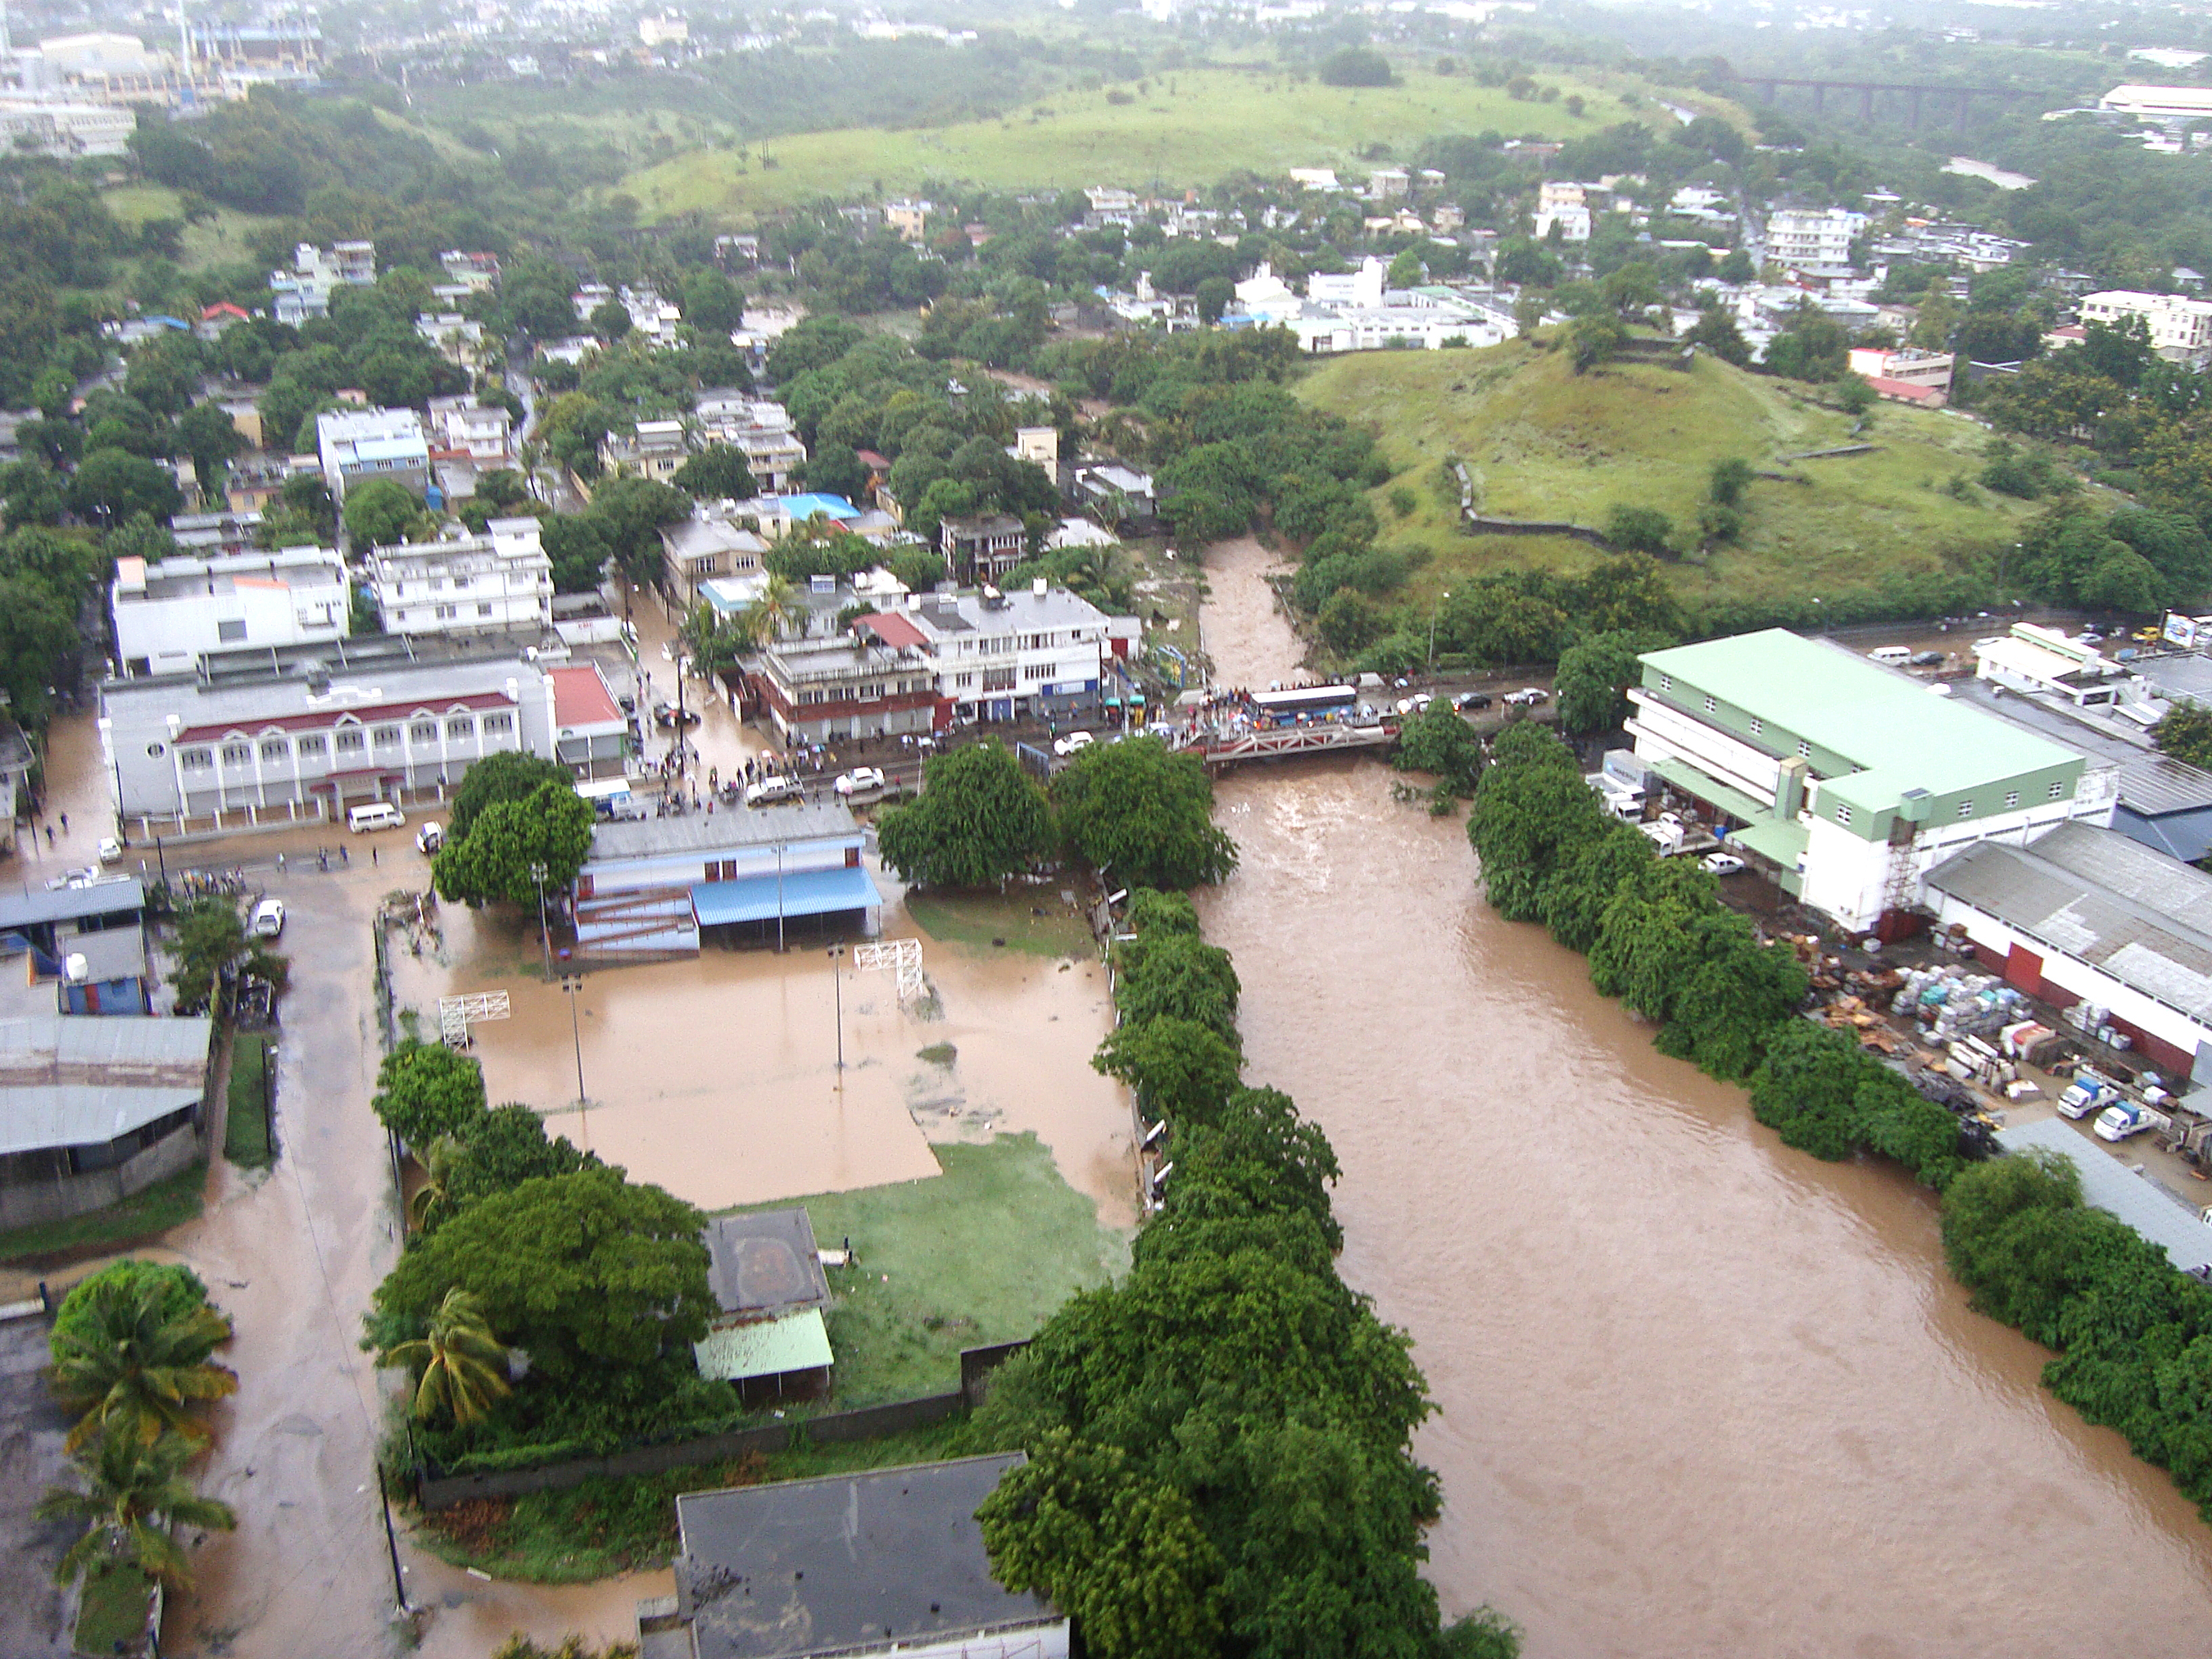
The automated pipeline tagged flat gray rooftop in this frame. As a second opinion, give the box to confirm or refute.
[1996,1117,2212,1273]
[0,879,145,931]
[701,1208,828,1321]
[587,801,859,861]
[673,1453,1054,1659]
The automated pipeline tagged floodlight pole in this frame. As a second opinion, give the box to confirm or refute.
[529,859,551,979]
[828,943,845,1081]
[560,973,587,1108]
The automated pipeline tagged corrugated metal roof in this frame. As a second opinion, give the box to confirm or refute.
[0,880,144,930]
[691,1308,834,1382]
[2117,753,2212,817]
[1924,823,2212,1022]
[0,1014,213,1069]
[0,1084,200,1154]
[588,802,859,861]
[1995,1117,2212,1272]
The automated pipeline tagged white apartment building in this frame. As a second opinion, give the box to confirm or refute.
[1308,256,1389,309]
[1534,180,1593,243]
[110,546,348,678]
[269,240,374,326]
[369,519,553,638]
[599,419,689,483]
[692,396,807,493]
[0,96,132,156]
[415,312,489,373]
[316,406,429,503]
[909,582,1111,725]
[1764,207,1868,268]
[2075,290,2212,360]
[426,396,514,465]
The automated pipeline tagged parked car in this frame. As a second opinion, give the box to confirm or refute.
[2057,1071,2119,1120]
[415,822,445,854]
[1972,637,2006,653]
[745,775,804,808]
[1503,687,1548,707]
[652,700,700,728]
[1701,852,1745,876]
[96,836,122,863]
[2078,631,2105,646]
[1053,731,1095,758]
[1453,691,1493,710]
[1908,650,1947,667]
[834,767,887,797]
[251,898,285,939]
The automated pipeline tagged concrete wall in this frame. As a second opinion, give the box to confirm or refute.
[0,1117,200,1230]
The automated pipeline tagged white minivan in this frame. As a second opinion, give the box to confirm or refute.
[347,801,406,833]
[1866,646,1914,666]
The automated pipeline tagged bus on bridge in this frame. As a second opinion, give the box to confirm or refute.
[1249,684,1360,721]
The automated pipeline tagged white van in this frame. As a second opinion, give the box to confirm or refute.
[347,801,406,833]
[1866,646,1913,666]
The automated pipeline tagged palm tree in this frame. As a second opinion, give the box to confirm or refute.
[739,572,808,648]
[377,1288,511,1428]
[408,1134,465,1234]
[38,1429,237,1592]
[49,1281,237,1453]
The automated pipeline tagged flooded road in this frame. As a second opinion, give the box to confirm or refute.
[1194,546,2212,1655]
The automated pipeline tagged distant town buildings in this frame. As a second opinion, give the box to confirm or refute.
[270,240,376,325]
[316,406,429,503]
[1765,207,1869,269]
[2077,290,2212,361]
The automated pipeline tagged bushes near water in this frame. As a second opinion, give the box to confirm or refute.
[1470,721,2212,1523]
[975,887,1520,1659]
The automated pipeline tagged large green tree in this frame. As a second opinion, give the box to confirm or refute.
[371,1041,489,1148]
[47,1277,237,1452]
[368,1167,712,1384]
[342,477,423,550]
[1051,737,1236,891]
[432,780,596,909]
[446,750,573,841]
[1393,700,1484,795]
[1553,630,1671,737]
[876,740,1053,889]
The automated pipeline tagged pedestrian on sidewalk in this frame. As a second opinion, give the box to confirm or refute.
[58,813,67,834]
[43,825,52,848]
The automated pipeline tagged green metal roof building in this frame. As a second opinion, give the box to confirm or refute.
[1627,629,2111,931]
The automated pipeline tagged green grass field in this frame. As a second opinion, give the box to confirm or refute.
[0,1162,205,1266]
[100,184,281,275]
[224,1034,273,1169]
[906,888,1094,959]
[741,1133,1128,1407]
[1296,342,2060,612]
[625,66,1637,221]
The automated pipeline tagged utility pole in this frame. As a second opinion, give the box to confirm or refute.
[528,860,551,979]
[827,943,845,1083]
[559,973,587,1108]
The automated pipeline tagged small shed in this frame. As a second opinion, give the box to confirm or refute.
[691,1208,835,1404]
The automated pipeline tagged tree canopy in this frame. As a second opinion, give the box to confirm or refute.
[433,779,596,909]
[1051,737,1237,891]
[876,739,1053,889]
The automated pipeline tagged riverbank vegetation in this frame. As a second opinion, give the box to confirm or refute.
[963,883,1518,1659]
[1469,722,2212,1524]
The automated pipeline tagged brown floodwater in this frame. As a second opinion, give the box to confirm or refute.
[1194,541,2212,1656]
[393,880,1135,1224]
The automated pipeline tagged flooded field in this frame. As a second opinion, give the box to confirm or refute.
[1194,542,2212,1657]
[392,880,1135,1225]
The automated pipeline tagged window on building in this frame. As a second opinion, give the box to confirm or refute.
[297,734,327,758]
[1835,804,1852,826]
[1957,800,1975,818]
[1702,695,1716,714]
[180,748,212,771]
[335,729,365,754]
[217,619,247,643]
[2005,790,2020,809]
[478,603,493,617]
[446,717,474,739]
[373,725,400,746]
[1659,673,1672,692]
[434,605,457,620]
[954,672,975,689]
[259,738,287,762]
[410,722,437,744]
[483,713,513,736]
[1749,718,1763,736]
[1797,740,1812,759]
[982,668,1016,691]
[2049,781,2065,800]
[220,742,250,766]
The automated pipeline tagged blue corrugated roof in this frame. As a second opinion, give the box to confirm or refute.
[775,493,859,522]
[691,865,882,926]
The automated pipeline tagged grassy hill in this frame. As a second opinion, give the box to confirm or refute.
[1296,342,2060,614]
[101,184,279,275]
[623,66,1640,221]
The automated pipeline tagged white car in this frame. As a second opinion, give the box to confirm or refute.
[1053,731,1095,758]
[834,767,887,797]
[96,836,122,863]
[1502,687,1548,707]
[415,822,445,854]
[251,898,285,939]
[1701,852,1746,877]
[1973,637,2006,654]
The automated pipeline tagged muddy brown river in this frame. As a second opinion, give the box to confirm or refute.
[1196,538,2212,1657]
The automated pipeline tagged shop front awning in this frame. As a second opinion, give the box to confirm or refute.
[691,865,883,927]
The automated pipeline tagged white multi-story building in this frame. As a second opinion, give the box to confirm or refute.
[1534,180,1593,242]
[269,240,374,325]
[425,396,514,465]
[1625,629,2116,934]
[692,396,806,493]
[2075,290,2212,360]
[316,407,429,503]
[909,582,1111,725]
[369,519,553,638]
[110,546,348,678]
[1764,207,1868,268]
[0,96,132,156]
[100,655,557,832]
[415,312,489,373]
[599,419,689,483]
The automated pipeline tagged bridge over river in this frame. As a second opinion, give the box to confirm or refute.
[1178,719,1401,773]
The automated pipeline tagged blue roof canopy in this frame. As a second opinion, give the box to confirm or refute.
[691,865,882,927]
